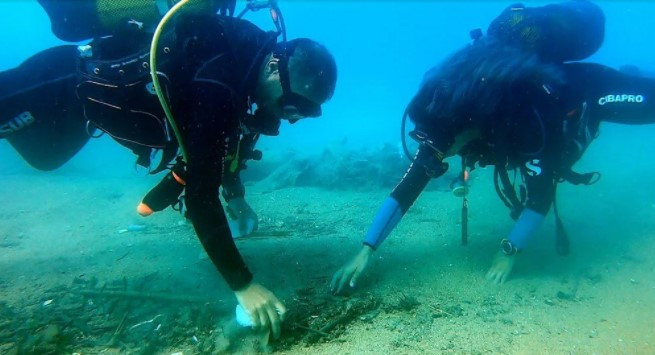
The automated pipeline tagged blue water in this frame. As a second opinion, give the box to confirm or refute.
[2,1,655,175]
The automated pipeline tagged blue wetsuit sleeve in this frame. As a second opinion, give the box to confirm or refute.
[363,147,433,250]
[363,197,404,250]
[507,208,546,250]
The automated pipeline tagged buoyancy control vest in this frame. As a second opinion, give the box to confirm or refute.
[75,30,179,173]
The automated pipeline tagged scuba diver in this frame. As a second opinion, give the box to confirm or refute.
[0,0,337,338]
[332,0,655,293]
[34,0,260,237]
[1,0,238,170]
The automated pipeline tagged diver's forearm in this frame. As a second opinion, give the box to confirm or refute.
[362,196,404,250]
[506,208,546,250]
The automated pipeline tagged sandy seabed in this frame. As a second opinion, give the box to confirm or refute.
[0,170,653,354]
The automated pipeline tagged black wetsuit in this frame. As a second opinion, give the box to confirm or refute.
[0,14,277,291]
[221,132,261,202]
[164,15,277,290]
[365,62,655,250]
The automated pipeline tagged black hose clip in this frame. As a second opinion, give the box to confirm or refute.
[409,130,446,161]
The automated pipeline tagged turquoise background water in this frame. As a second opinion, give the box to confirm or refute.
[1,1,654,176]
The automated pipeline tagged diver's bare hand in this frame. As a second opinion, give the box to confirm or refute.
[330,245,373,294]
[235,283,287,339]
[486,251,516,284]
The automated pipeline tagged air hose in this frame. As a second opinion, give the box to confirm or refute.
[150,0,190,162]
[400,107,413,162]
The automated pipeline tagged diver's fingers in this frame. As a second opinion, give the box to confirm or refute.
[350,266,364,288]
[274,300,287,322]
[487,270,500,284]
[490,271,499,284]
[337,269,352,294]
[494,273,504,285]
[250,307,262,330]
[330,269,343,292]
[500,272,508,284]
[490,274,498,284]
[257,306,270,331]
[266,304,282,339]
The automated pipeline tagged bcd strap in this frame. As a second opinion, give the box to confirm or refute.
[559,169,601,186]
[76,33,179,173]
[152,141,180,174]
[77,77,172,148]
[493,166,524,220]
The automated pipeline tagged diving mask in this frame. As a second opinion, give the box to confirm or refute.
[273,41,322,121]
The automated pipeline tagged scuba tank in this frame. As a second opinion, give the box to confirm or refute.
[402,0,607,162]
[37,0,226,42]
[486,0,605,63]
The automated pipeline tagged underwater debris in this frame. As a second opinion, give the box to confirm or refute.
[556,291,576,301]
[273,289,380,349]
[380,292,424,314]
[74,289,215,304]
[430,305,455,318]
[118,224,147,234]
[395,293,421,312]
[0,276,228,354]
